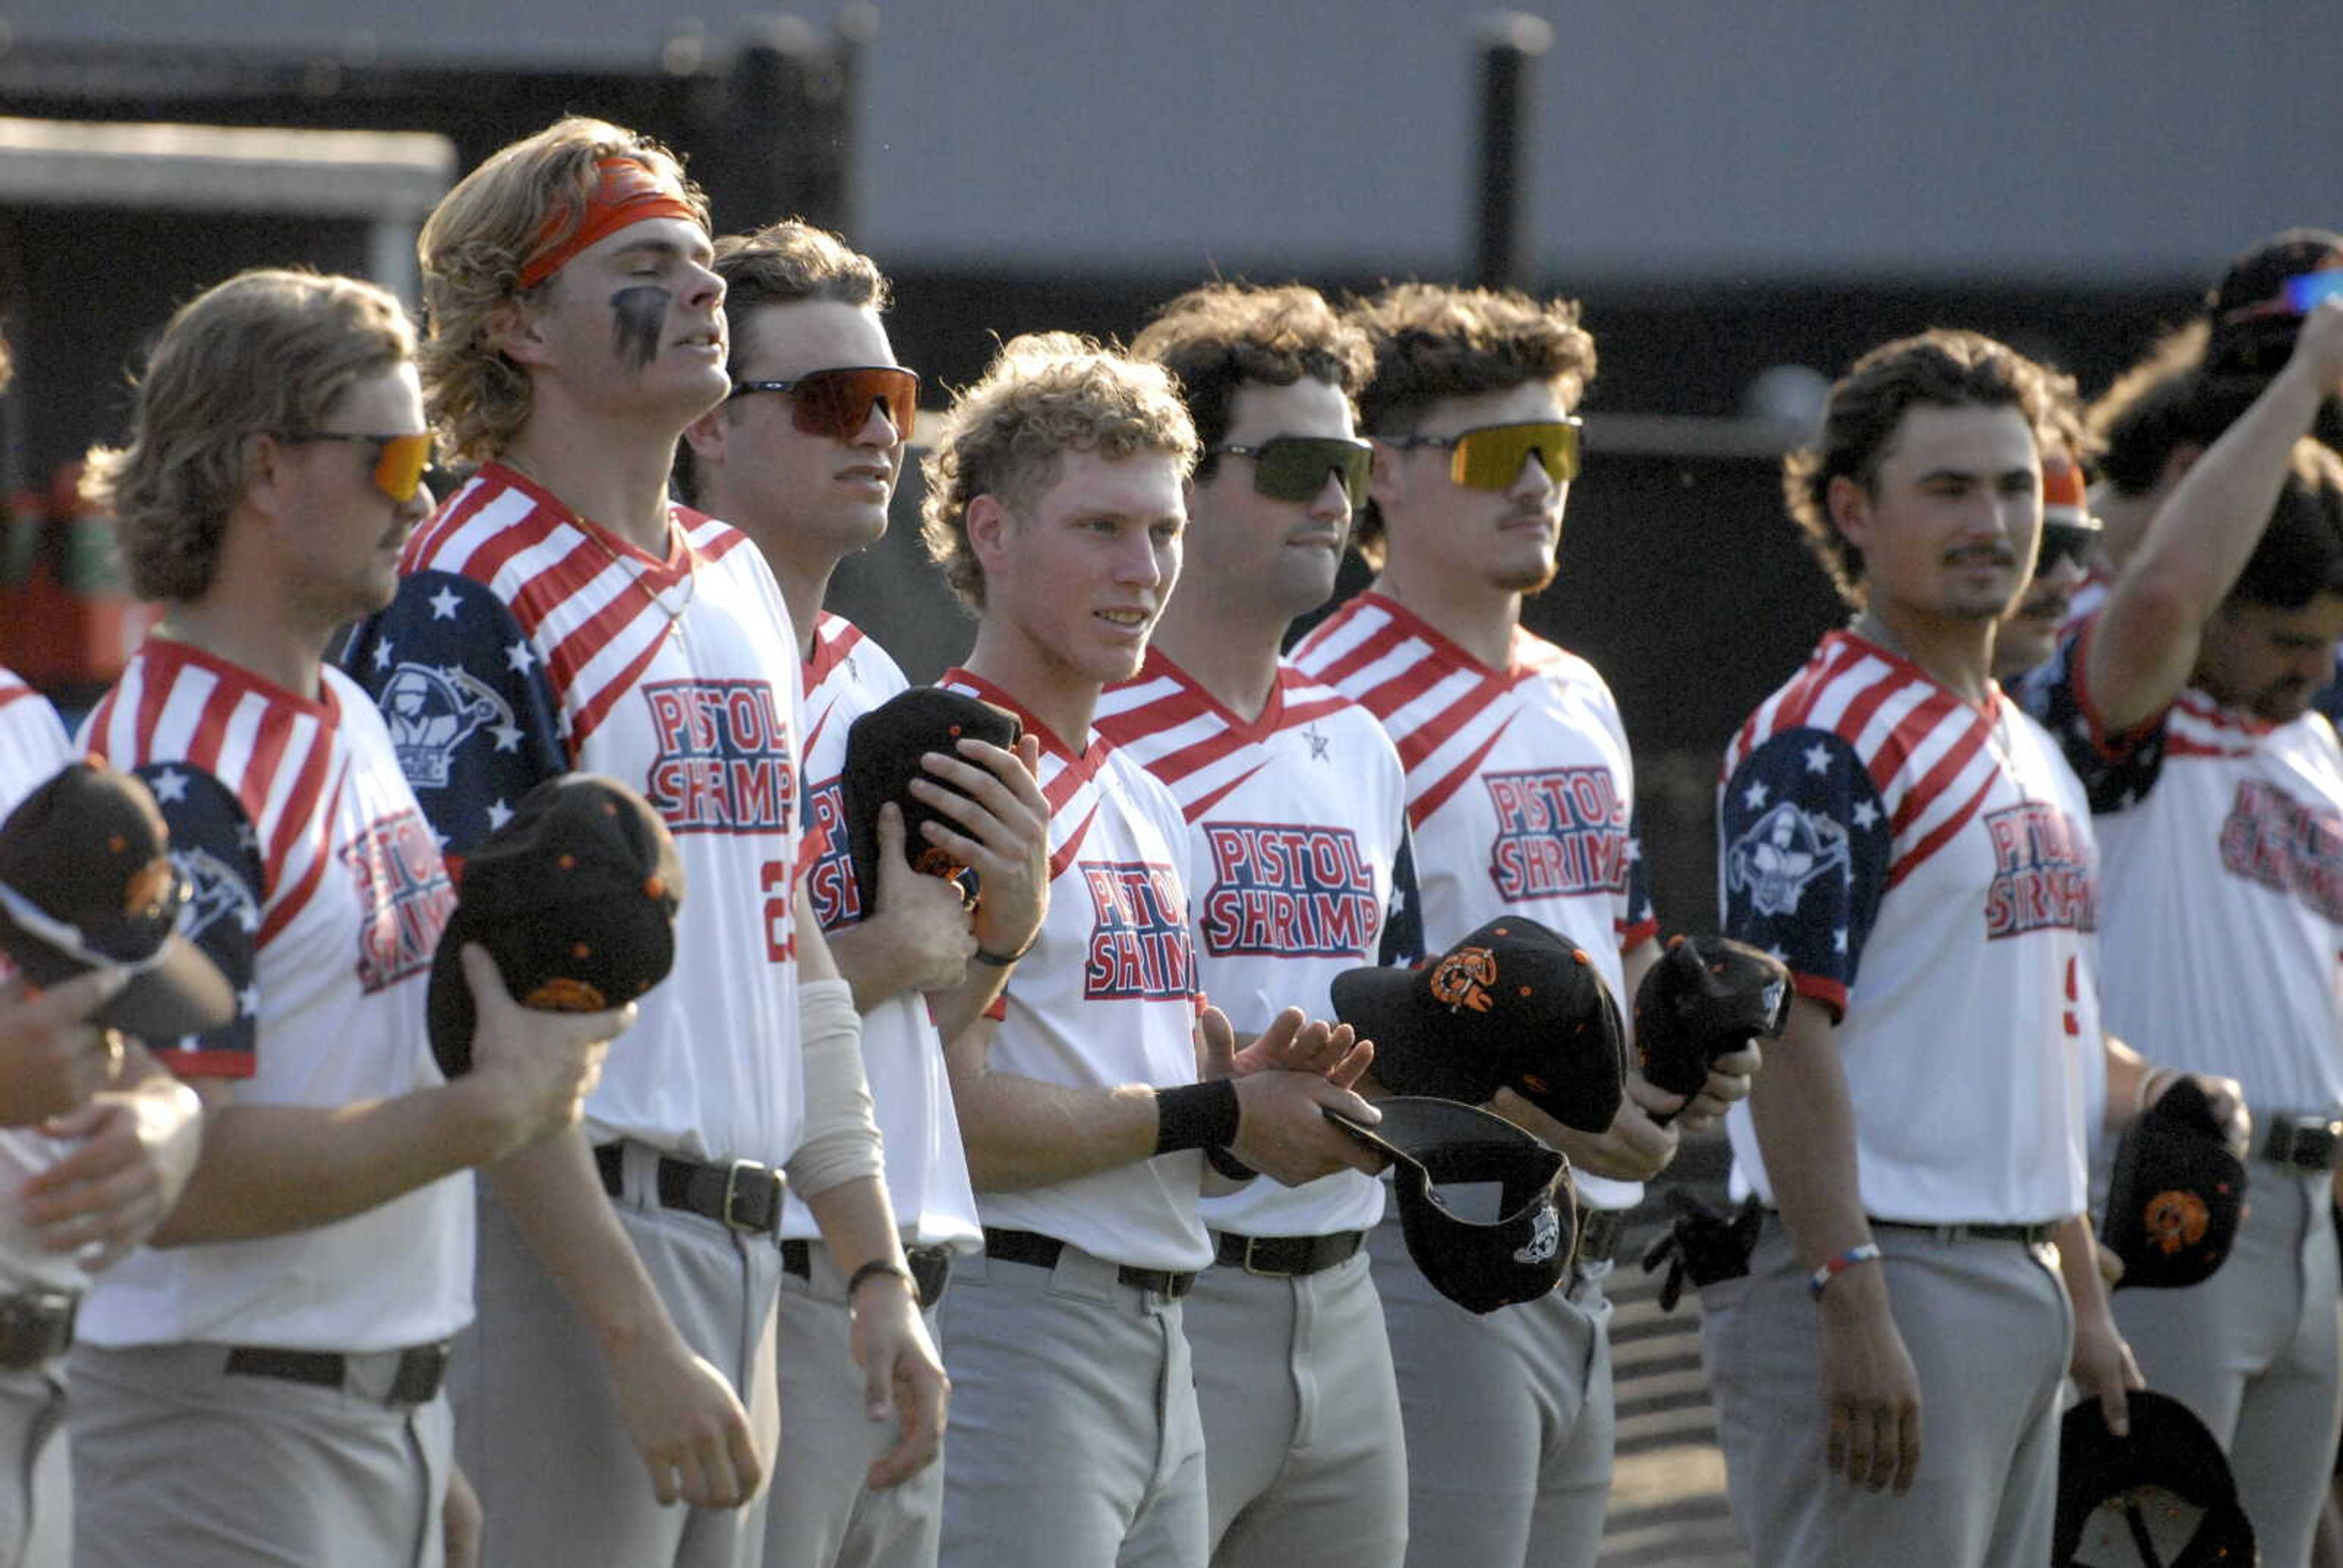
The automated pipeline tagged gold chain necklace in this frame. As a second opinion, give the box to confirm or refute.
[580,516,697,638]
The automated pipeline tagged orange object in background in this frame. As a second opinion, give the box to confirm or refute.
[0,461,160,707]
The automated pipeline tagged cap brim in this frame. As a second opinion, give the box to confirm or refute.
[90,935,236,1039]
[425,901,488,1080]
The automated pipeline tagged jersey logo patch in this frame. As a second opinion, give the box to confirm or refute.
[175,846,257,943]
[1726,801,1851,918]
[642,680,797,835]
[1483,766,1630,901]
[382,663,514,789]
[1080,860,1196,1002]
[340,808,455,993]
[801,776,860,929]
[1981,801,2096,939]
[1197,822,1379,958]
[2220,779,2343,922]
[1513,1206,1561,1265]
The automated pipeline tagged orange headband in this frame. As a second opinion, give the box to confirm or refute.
[519,157,697,289]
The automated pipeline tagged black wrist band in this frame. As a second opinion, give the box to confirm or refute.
[846,1258,915,1302]
[1154,1079,1242,1155]
[1205,1145,1259,1182]
[971,931,1039,968]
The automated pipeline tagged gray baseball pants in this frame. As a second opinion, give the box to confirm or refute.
[0,1366,65,1568]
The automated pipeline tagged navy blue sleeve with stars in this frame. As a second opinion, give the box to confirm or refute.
[2017,624,2168,816]
[335,571,568,865]
[137,763,264,1075]
[1716,728,1890,1021]
[1377,824,1426,968]
[1622,802,1656,944]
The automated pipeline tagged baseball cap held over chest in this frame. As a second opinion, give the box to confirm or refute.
[841,687,1023,913]
[426,774,682,1079]
[1330,915,1625,1133]
[0,756,235,1039]
[1326,1096,1575,1313]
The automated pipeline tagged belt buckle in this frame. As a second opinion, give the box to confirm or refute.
[721,1160,777,1234]
[1239,1236,1279,1277]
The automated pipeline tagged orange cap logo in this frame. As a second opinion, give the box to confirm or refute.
[2144,1190,2210,1256]
[1428,947,1499,1013]
[524,977,610,1013]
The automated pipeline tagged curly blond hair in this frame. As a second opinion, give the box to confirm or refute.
[1344,283,1597,564]
[1132,282,1371,476]
[418,117,707,465]
[85,268,413,602]
[920,333,1196,611]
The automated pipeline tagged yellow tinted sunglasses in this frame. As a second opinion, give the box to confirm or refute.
[1387,418,1582,491]
[275,430,434,503]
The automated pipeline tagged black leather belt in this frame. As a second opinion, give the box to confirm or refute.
[596,1143,786,1236]
[0,1290,76,1371]
[225,1341,452,1405]
[1213,1229,1364,1278]
[1576,1207,1628,1268]
[782,1240,954,1309]
[1871,1217,2059,1245]
[983,1227,1195,1300]
[2260,1109,2342,1173]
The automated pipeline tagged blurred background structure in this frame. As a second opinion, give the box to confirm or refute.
[2,4,2335,1558]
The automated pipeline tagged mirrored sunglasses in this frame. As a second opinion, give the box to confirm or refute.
[728,365,921,442]
[1389,419,1582,491]
[275,431,435,504]
[2037,519,2101,574]
[1211,436,1372,505]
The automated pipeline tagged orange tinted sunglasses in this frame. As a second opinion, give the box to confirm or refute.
[274,431,434,503]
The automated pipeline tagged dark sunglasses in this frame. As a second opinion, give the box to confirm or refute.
[1386,418,1582,491]
[273,430,434,504]
[1210,436,1372,505]
[2037,519,2101,574]
[727,365,920,442]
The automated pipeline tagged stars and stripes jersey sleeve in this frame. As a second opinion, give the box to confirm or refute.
[2018,614,2168,815]
[1380,826,1425,968]
[126,764,263,1077]
[337,569,567,870]
[1716,729,1889,1021]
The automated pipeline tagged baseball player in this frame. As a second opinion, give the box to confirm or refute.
[916,331,1386,1567]
[677,219,1047,1568]
[1706,329,2134,1566]
[339,120,941,1568]
[68,268,626,1567]
[2023,298,2343,1564]
[1100,281,1419,1566]
[1287,282,1752,1567]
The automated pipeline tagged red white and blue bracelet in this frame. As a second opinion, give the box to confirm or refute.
[1809,1243,1883,1299]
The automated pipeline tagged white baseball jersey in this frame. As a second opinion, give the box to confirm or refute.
[1289,591,1656,1210]
[940,669,1210,1273]
[79,645,472,1350]
[340,464,813,1165]
[788,614,981,1252]
[2024,616,2343,1112]
[1718,629,2092,1225]
[0,672,87,1293]
[1096,648,1422,1240]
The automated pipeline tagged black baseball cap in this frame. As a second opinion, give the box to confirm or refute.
[1330,916,1625,1134]
[426,773,682,1079]
[841,687,1022,913]
[1325,1096,1575,1314]
[2101,1076,2247,1292]
[2055,1390,2255,1567]
[1633,933,1790,1101]
[0,757,235,1040]
[2204,226,2343,381]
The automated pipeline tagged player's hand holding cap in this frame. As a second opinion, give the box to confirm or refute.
[1323,1096,1574,1314]
[426,773,683,1079]
[841,686,1023,910]
[1632,934,1791,1102]
[0,756,234,1038]
[2054,1388,2255,1567]
[2100,1076,2247,1292]
[1330,915,1625,1134]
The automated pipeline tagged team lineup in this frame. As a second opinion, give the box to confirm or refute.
[0,112,2338,1568]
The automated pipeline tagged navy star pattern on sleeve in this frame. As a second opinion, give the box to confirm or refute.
[2017,622,2168,815]
[1378,825,1426,968]
[1717,728,1890,1021]
[139,763,264,1074]
[1622,802,1655,943]
[336,570,569,865]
